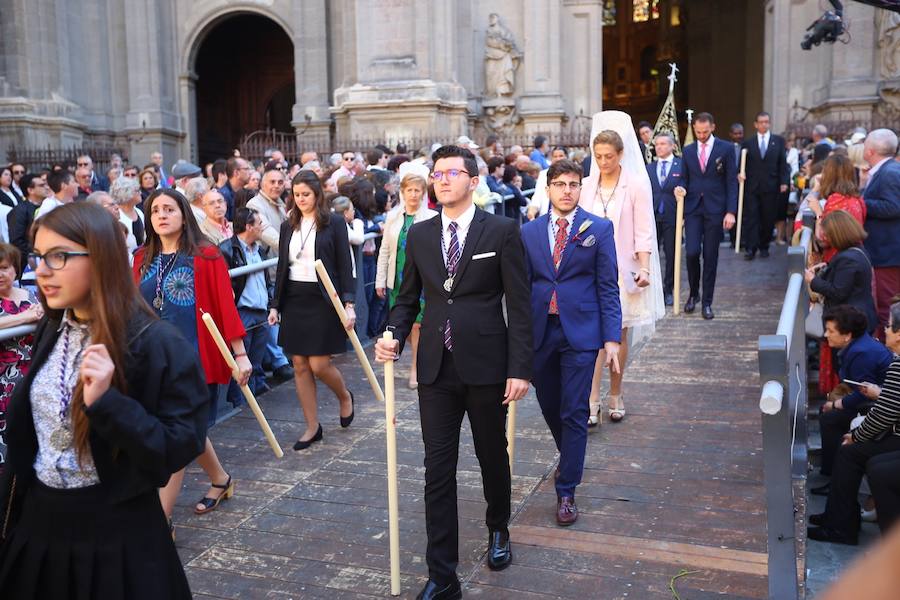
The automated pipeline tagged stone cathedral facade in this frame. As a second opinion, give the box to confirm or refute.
[0,0,896,165]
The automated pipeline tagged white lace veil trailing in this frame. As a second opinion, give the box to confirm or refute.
[582,110,666,338]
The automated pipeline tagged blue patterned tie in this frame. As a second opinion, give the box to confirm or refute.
[444,222,460,351]
[760,136,767,159]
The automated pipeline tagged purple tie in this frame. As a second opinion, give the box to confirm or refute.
[444,222,460,351]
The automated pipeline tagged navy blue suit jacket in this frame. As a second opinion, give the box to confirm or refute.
[862,159,900,268]
[680,138,738,217]
[522,208,622,352]
[838,333,894,411]
[647,157,685,226]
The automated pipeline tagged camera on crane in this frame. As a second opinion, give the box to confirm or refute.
[800,10,845,50]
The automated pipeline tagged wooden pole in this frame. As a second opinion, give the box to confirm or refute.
[314,259,385,403]
[200,312,284,458]
[735,148,748,254]
[673,187,686,315]
[382,331,401,596]
[506,400,517,476]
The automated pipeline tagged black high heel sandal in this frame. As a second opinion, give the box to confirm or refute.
[194,474,234,515]
[340,390,355,428]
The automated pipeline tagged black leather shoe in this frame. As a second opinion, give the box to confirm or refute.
[293,424,323,451]
[809,512,826,526]
[759,248,770,258]
[416,579,462,600]
[273,364,294,382]
[684,296,699,314]
[744,250,756,261]
[702,305,714,320]
[810,482,831,496]
[664,293,674,306]
[807,525,857,546]
[487,530,512,571]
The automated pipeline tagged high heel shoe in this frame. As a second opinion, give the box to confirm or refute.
[293,424,323,450]
[194,474,234,515]
[608,394,625,422]
[587,399,602,428]
[340,391,354,428]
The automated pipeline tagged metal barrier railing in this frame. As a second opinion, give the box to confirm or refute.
[758,217,814,600]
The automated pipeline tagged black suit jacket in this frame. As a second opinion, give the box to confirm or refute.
[389,208,533,386]
[7,200,40,260]
[271,213,356,310]
[742,133,790,193]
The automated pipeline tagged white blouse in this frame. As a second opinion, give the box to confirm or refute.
[288,221,318,282]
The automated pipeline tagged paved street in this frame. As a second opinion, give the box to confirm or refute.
[175,247,788,599]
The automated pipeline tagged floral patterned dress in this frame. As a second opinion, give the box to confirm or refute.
[0,290,37,473]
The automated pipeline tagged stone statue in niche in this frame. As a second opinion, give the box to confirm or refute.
[484,102,521,134]
[484,13,522,98]
[879,9,900,78]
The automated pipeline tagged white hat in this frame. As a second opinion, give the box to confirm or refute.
[430,142,443,154]
[844,131,866,146]
[456,135,479,149]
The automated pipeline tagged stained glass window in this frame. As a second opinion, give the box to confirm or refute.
[603,0,617,27]
[633,0,660,23]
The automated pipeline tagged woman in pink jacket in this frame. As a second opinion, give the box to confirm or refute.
[579,112,665,424]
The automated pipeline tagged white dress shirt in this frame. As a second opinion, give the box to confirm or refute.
[656,156,673,185]
[757,132,770,155]
[440,202,477,267]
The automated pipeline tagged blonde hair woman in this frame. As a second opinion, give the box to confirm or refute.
[579,111,665,424]
[375,163,436,388]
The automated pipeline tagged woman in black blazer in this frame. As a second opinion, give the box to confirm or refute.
[268,171,356,451]
[806,210,878,333]
[0,203,207,599]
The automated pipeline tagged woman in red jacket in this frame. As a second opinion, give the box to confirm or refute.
[134,189,252,533]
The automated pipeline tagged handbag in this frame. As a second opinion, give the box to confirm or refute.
[806,302,824,338]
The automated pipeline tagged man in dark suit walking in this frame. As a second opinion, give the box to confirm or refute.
[522,159,621,526]
[647,133,686,306]
[375,145,532,600]
[680,112,738,320]
[740,111,789,260]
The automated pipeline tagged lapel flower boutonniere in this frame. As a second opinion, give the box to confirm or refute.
[572,219,593,244]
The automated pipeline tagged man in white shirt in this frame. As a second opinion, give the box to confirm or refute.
[38,170,78,216]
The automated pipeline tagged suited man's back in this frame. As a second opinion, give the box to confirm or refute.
[863,158,900,268]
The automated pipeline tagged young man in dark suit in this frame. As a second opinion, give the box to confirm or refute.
[521,159,621,526]
[680,112,738,320]
[647,133,686,306]
[375,145,532,600]
[740,111,789,260]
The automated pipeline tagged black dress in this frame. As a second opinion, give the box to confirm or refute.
[0,310,209,599]
[272,215,356,356]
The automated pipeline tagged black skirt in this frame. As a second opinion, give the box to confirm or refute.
[278,281,348,356]
[0,480,190,599]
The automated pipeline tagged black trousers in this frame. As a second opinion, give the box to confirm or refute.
[824,434,900,537]
[819,407,856,476]
[657,218,676,295]
[418,349,510,584]
[684,212,723,306]
[867,449,900,534]
[743,189,780,252]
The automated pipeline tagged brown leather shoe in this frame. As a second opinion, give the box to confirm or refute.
[556,496,577,526]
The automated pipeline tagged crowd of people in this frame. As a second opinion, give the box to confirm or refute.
[0,111,897,598]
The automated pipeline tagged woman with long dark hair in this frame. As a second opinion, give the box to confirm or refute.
[268,172,356,450]
[135,189,251,529]
[0,202,207,598]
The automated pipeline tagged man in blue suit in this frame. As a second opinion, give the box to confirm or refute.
[861,128,900,334]
[680,112,738,320]
[521,159,622,526]
[647,133,686,306]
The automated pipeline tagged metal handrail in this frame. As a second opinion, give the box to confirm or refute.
[757,216,814,600]
[0,256,281,342]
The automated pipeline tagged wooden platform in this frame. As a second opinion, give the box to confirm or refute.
[175,246,788,599]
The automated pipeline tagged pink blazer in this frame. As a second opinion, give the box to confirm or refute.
[579,166,655,292]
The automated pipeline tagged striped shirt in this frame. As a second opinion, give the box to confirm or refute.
[853,357,900,443]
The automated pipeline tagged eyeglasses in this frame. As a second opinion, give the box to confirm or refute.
[29,251,90,270]
[12,170,24,175]
[342,156,354,162]
[549,181,582,191]
[432,169,472,181]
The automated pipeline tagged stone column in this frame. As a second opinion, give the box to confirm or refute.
[561,1,604,120]
[292,0,332,141]
[519,0,565,134]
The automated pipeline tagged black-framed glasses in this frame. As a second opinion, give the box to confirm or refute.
[29,251,90,270]
[432,169,472,181]
[549,181,582,191]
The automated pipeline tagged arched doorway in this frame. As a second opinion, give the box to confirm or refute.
[602,0,764,133]
[194,13,295,163]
